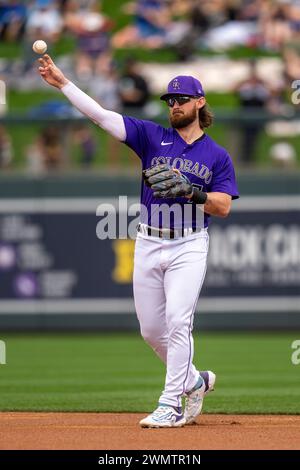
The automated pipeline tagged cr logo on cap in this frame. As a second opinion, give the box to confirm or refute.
[172,79,180,90]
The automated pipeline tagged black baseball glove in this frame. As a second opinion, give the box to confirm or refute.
[143,163,193,199]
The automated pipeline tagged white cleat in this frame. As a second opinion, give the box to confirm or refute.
[184,370,216,425]
[140,405,186,428]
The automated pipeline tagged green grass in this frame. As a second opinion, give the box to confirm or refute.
[5,121,138,169]
[0,333,299,414]
[6,87,300,168]
[5,88,300,168]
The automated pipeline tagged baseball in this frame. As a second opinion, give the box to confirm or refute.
[32,40,47,54]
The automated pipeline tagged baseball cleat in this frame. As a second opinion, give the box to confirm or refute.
[139,405,186,428]
[184,370,216,425]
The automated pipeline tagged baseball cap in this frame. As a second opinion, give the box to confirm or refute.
[160,75,205,101]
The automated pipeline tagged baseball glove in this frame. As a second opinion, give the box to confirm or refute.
[143,163,193,198]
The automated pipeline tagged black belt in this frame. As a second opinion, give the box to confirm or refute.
[137,223,200,239]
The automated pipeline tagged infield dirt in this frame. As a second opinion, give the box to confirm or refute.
[0,413,299,450]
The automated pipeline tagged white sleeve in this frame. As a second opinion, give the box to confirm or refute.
[61,81,127,142]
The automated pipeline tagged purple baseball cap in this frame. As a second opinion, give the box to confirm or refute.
[160,75,205,101]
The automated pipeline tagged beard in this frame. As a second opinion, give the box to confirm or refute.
[169,106,198,129]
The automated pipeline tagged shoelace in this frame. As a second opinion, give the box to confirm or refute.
[152,406,174,417]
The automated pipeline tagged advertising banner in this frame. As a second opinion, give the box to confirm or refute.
[0,197,299,313]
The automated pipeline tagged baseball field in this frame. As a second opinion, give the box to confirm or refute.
[0,332,299,449]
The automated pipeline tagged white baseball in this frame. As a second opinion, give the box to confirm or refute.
[32,40,48,54]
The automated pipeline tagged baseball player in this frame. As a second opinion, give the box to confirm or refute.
[38,55,239,428]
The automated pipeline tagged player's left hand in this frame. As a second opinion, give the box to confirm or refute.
[143,163,193,199]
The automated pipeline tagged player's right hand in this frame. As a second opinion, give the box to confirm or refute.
[38,55,69,89]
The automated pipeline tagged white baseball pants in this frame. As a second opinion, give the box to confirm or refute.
[133,230,209,408]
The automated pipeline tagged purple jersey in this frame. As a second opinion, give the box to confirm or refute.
[124,116,239,229]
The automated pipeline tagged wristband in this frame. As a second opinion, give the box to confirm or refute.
[191,187,208,204]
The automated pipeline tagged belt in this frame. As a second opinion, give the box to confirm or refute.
[137,223,204,239]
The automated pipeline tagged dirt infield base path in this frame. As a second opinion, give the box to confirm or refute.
[0,413,299,450]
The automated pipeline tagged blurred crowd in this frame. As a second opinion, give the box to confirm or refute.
[0,0,300,170]
[1,0,300,83]
[2,0,300,53]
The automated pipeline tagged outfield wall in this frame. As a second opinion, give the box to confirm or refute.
[0,173,299,330]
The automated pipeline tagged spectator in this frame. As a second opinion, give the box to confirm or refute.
[257,0,300,51]
[260,1,292,51]
[23,0,63,72]
[283,2,300,89]
[118,58,150,112]
[64,0,113,80]
[26,125,64,173]
[283,43,300,91]
[166,0,250,57]
[88,56,122,168]
[170,0,300,54]
[25,1,63,42]
[57,0,69,13]
[112,0,172,49]
[199,0,259,52]
[88,54,120,111]
[234,60,271,164]
[0,125,13,168]
[0,1,27,42]
[167,0,215,59]
[72,124,96,167]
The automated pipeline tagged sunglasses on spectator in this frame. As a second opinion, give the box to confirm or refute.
[165,96,200,107]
